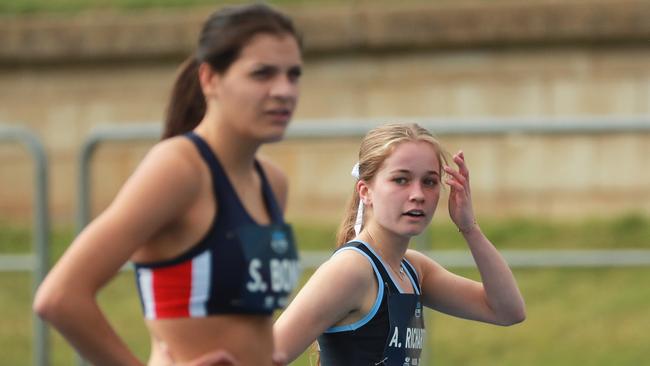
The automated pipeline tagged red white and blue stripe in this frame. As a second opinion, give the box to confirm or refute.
[136,250,211,319]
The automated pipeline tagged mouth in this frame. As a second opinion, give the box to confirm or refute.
[265,108,293,123]
[402,209,426,218]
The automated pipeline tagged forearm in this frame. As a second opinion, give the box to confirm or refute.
[462,225,526,325]
[36,293,144,366]
[274,312,316,363]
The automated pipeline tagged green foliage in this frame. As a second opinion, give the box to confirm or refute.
[0,222,31,253]
[1,215,649,364]
[428,215,650,250]
[4,267,649,365]
[430,267,650,366]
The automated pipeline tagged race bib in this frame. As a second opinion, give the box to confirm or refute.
[235,223,301,312]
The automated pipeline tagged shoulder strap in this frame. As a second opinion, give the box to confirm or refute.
[340,241,399,294]
[184,131,228,197]
[254,161,284,224]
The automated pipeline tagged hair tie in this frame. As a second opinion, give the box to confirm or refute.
[350,162,360,179]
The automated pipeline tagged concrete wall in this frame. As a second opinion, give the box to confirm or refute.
[1,1,649,224]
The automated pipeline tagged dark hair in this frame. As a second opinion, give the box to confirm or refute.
[162,3,302,139]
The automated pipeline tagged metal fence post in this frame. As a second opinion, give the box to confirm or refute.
[0,124,50,366]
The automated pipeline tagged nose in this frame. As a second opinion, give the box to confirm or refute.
[270,75,298,101]
[409,182,425,203]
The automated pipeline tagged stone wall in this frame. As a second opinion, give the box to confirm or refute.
[1,1,649,224]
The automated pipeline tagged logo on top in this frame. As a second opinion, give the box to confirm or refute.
[270,230,289,254]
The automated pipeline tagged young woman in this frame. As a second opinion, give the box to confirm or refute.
[33,4,303,365]
[273,123,526,365]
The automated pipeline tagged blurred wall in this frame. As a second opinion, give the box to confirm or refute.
[1,0,649,224]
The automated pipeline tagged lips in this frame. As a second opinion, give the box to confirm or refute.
[403,209,425,217]
[265,108,292,123]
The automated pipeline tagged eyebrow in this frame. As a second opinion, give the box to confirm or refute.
[253,63,302,71]
[390,169,439,176]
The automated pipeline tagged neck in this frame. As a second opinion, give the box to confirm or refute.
[358,222,410,270]
[195,113,260,176]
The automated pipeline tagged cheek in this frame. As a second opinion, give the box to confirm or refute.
[371,192,400,217]
[428,189,441,206]
[221,78,263,103]
[368,186,396,206]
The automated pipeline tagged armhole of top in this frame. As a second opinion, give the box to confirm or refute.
[323,247,385,333]
[254,159,284,223]
[402,258,421,295]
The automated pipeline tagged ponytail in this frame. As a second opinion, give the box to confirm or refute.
[335,187,361,247]
[161,57,205,140]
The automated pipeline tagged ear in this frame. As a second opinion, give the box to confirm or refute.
[198,62,220,98]
[357,180,372,206]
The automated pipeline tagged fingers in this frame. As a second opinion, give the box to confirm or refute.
[443,165,466,190]
[444,150,472,192]
[452,150,469,179]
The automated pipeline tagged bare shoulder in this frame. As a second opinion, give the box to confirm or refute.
[147,136,202,170]
[320,247,376,288]
[404,249,444,278]
[110,136,205,210]
[136,137,203,183]
[257,155,288,209]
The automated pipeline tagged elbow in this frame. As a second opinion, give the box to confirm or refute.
[33,285,56,321]
[496,303,526,326]
[502,308,526,326]
[33,282,70,323]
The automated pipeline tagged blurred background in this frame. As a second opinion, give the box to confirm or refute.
[1,0,649,365]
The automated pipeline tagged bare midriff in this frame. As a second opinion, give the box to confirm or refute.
[146,314,274,365]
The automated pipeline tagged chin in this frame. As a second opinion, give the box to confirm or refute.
[405,230,425,238]
[260,132,286,143]
[402,224,429,238]
[257,124,289,143]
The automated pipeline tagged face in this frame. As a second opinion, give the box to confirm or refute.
[360,141,441,239]
[208,33,302,142]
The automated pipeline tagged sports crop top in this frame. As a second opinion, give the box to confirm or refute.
[133,132,300,319]
[317,241,425,366]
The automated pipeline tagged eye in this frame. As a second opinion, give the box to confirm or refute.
[393,177,408,185]
[423,177,439,187]
[251,67,275,80]
[288,67,302,82]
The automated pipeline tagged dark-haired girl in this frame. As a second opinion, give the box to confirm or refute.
[34,4,302,365]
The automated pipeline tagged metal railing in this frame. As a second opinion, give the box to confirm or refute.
[77,115,650,234]
[0,124,50,366]
[74,116,650,365]
[1,118,649,364]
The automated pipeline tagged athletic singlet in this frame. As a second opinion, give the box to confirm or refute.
[317,240,425,366]
[133,132,300,319]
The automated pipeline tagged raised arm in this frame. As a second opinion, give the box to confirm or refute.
[274,249,376,363]
[412,150,525,326]
[33,138,203,365]
[407,239,525,326]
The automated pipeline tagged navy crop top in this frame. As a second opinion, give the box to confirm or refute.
[133,132,300,319]
[317,241,425,366]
